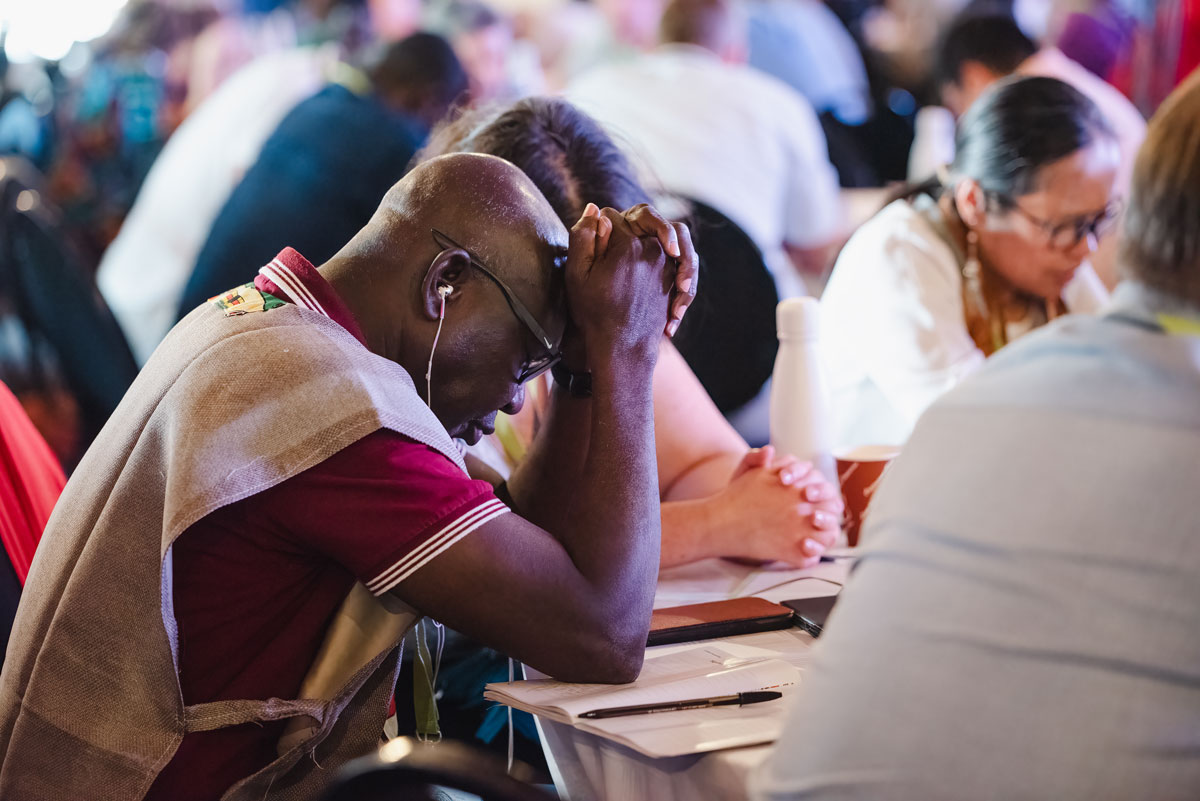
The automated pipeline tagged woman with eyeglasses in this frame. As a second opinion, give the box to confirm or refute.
[820,75,1119,450]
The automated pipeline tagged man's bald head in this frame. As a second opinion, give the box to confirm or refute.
[354,152,568,284]
[322,152,572,443]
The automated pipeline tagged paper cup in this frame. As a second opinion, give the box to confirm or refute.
[836,445,901,547]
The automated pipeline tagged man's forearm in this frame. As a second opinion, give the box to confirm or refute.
[555,354,661,640]
[511,349,661,642]
[505,386,592,533]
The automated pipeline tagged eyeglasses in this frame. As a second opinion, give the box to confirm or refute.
[431,228,561,383]
[998,196,1122,251]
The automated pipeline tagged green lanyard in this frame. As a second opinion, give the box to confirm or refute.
[411,619,442,742]
[1158,313,1200,338]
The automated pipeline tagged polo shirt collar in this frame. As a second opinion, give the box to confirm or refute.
[1108,281,1200,339]
[254,248,368,346]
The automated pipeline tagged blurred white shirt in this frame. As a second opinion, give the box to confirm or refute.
[567,44,844,302]
[821,198,1109,450]
[97,45,337,365]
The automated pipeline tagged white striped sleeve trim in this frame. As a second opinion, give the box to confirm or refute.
[269,259,328,317]
[367,498,509,596]
[260,260,330,318]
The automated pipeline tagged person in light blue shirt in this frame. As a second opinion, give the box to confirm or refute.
[752,68,1200,801]
[744,0,877,186]
[745,0,871,126]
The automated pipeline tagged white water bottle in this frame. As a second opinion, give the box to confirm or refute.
[769,297,838,486]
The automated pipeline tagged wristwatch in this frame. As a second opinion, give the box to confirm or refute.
[551,362,592,398]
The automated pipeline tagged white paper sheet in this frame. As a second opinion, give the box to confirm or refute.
[487,644,801,758]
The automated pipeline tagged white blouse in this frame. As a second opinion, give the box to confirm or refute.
[820,199,1109,450]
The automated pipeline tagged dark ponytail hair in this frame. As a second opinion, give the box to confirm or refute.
[417,96,652,229]
[901,75,1114,208]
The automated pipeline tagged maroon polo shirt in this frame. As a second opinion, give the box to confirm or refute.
[146,249,505,801]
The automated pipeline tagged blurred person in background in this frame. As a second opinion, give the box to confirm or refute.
[593,0,667,52]
[181,0,302,113]
[823,76,1117,451]
[426,0,544,105]
[1102,0,1200,114]
[911,11,1146,288]
[1052,0,1137,79]
[508,0,666,91]
[744,0,878,187]
[568,0,844,302]
[0,48,53,170]
[96,43,340,364]
[183,0,421,111]
[567,0,845,442]
[97,0,422,364]
[176,33,468,316]
[44,0,219,266]
[751,67,1200,801]
[854,0,973,89]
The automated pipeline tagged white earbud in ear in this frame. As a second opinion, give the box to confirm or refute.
[428,284,453,407]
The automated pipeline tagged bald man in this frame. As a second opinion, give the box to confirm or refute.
[0,154,696,801]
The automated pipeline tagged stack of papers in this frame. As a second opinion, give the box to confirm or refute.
[485,643,801,758]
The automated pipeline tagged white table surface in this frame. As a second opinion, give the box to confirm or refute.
[530,556,853,801]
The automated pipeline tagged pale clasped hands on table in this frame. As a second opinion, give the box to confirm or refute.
[681,445,843,569]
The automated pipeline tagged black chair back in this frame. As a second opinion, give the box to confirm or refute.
[322,737,556,801]
[672,199,780,415]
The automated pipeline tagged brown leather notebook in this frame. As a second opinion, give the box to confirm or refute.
[647,597,794,647]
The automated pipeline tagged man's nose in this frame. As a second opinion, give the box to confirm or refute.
[502,383,525,416]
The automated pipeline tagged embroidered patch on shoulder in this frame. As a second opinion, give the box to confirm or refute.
[210,284,285,316]
[211,284,265,316]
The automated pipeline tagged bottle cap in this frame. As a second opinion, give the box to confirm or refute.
[776,297,821,341]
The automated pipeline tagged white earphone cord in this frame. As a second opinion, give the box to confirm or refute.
[429,283,513,768]
[426,289,449,406]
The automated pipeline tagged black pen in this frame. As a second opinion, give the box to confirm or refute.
[578,690,782,720]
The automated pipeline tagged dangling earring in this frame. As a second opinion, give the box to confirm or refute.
[963,228,987,319]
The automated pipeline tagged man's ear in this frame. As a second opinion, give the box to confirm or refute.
[419,249,470,320]
[953,178,988,230]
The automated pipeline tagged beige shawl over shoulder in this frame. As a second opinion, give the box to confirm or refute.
[0,300,464,800]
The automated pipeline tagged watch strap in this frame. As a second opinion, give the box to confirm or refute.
[551,362,592,398]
